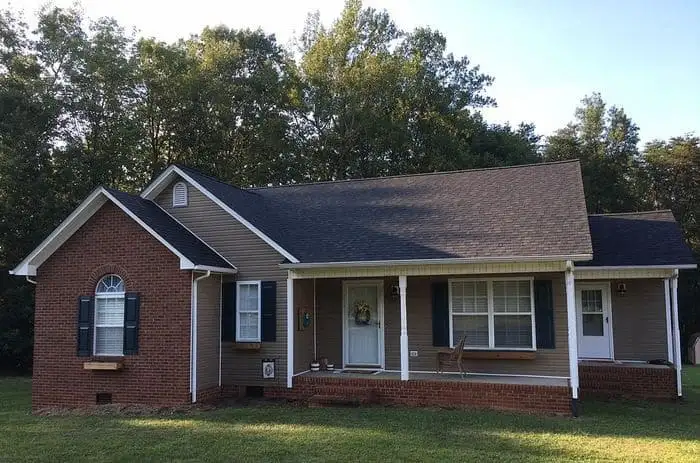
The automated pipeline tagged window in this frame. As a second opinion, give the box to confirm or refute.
[172,182,188,207]
[94,275,125,356]
[450,278,535,350]
[236,281,261,342]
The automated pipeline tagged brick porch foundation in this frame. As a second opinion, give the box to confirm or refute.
[579,364,677,400]
[265,375,572,415]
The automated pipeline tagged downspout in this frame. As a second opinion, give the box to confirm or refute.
[191,270,211,403]
[26,276,37,285]
[313,278,317,361]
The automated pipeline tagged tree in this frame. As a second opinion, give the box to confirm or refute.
[640,136,700,355]
[135,27,300,186]
[543,93,641,213]
[295,0,537,181]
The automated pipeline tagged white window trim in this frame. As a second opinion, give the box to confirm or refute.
[448,276,536,351]
[236,280,262,342]
[172,181,188,207]
[94,275,126,357]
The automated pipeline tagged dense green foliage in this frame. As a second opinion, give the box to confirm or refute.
[0,370,699,461]
[0,1,697,371]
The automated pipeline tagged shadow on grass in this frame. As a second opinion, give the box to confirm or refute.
[1,372,699,462]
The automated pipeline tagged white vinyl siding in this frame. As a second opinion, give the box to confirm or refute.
[94,275,125,356]
[172,182,188,207]
[449,278,535,350]
[236,281,261,342]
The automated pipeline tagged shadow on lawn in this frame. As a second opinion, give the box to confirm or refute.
[2,371,700,461]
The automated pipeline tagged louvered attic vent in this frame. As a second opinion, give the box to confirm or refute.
[172,182,188,207]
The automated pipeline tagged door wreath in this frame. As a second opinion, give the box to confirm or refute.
[353,300,372,325]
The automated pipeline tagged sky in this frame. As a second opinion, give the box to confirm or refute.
[9,0,700,143]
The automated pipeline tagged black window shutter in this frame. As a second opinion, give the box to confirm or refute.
[431,281,450,347]
[123,293,140,355]
[222,282,236,341]
[77,296,94,356]
[534,280,555,349]
[260,281,277,342]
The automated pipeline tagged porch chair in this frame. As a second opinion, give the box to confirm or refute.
[436,335,468,377]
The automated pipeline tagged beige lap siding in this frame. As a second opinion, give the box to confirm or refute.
[196,274,222,392]
[608,279,669,361]
[313,274,570,377]
[157,180,288,387]
[33,203,192,410]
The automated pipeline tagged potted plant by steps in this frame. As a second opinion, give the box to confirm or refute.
[310,360,321,372]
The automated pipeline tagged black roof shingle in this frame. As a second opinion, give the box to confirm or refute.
[177,161,594,264]
[582,211,695,267]
[106,188,233,269]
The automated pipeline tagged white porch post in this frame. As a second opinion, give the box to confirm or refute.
[671,270,683,397]
[565,261,579,416]
[399,275,409,381]
[287,276,294,389]
[664,278,673,363]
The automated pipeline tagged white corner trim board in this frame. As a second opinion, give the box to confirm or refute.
[141,165,300,264]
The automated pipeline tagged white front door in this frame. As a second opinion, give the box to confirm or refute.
[343,281,384,367]
[576,283,613,359]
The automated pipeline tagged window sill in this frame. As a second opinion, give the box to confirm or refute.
[233,342,261,351]
[83,361,124,370]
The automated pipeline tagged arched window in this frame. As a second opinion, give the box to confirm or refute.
[172,181,188,207]
[95,275,125,356]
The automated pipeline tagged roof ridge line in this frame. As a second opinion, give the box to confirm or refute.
[173,164,261,197]
[246,160,582,191]
[589,210,673,217]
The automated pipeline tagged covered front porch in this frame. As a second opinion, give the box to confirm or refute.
[283,260,685,415]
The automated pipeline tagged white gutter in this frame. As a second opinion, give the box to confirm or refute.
[193,265,238,274]
[191,270,211,403]
[579,265,697,270]
[279,254,593,269]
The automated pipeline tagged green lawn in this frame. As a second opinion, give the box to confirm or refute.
[1,370,699,462]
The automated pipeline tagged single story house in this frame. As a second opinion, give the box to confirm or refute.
[11,160,695,415]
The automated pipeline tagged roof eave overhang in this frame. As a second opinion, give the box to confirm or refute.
[192,265,238,274]
[279,254,593,270]
[577,264,697,270]
[141,165,300,264]
[10,187,235,276]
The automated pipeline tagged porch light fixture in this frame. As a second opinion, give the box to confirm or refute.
[616,282,627,297]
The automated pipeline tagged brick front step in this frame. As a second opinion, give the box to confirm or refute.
[309,394,365,407]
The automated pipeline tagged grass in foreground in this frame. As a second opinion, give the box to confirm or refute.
[1,369,699,462]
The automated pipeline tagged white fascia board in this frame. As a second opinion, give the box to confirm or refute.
[10,188,108,276]
[192,265,238,274]
[578,265,697,271]
[141,165,300,263]
[280,255,592,269]
[9,186,222,276]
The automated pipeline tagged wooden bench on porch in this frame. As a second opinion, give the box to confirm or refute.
[436,336,537,375]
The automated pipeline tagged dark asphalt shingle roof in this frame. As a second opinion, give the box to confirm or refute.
[582,211,695,267]
[106,188,233,269]
[178,161,594,263]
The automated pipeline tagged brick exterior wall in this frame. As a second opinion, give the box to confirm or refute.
[33,202,193,410]
[579,364,677,400]
[265,376,572,415]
